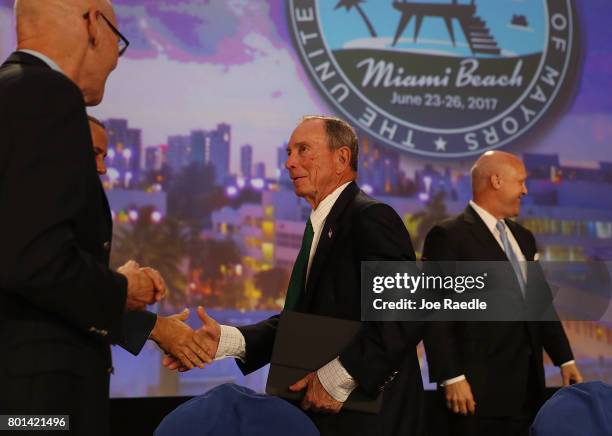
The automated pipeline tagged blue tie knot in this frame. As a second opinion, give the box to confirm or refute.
[495,220,506,233]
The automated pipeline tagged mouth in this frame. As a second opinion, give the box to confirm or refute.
[291,176,306,182]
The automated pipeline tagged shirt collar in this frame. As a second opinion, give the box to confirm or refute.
[469,200,501,235]
[17,49,64,75]
[309,182,352,232]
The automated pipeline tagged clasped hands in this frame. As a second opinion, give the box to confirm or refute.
[152,306,220,370]
[117,260,216,370]
[118,259,166,311]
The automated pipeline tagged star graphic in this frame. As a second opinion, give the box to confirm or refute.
[435,137,447,151]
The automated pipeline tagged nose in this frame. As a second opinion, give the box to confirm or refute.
[285,152,295,171]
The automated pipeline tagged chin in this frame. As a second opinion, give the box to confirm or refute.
[84,93,103,107]
[293,185,315,199]
[84,83,106,107]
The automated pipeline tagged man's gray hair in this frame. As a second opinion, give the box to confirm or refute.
[302,115,359,171]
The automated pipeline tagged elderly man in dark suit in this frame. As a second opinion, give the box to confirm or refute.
[165,116,426,436]
[423,151,582,436]
[0,1,206,434]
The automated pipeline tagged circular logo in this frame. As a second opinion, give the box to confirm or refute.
[288,0,577,157]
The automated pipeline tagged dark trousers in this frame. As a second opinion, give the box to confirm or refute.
[0,365,110,436]
[449,413,531,436]
[446,362,540,436]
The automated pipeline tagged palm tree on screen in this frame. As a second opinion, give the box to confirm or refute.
[334,0,378,37]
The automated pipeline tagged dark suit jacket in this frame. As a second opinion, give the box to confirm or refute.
[423,205,573,417]
[0,52,154,413]
[236,182,425,436]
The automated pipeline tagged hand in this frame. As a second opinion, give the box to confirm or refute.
[140,267,167,302]
[162,306,221,372]
[151,309,213,370]
[444,379,476,415]
[289,372,343,414]
[118,260,155,311]
[561,363,583,386]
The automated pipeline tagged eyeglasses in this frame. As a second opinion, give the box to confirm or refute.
[84,11,130,57]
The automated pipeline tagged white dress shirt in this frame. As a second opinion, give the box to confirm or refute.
[216,182,358,402]
[441,201,574,387]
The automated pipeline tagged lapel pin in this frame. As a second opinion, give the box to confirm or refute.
[328,229,333,239]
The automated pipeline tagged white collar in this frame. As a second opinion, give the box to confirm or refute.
[309,182,352,232]
[18,49,64,75]
[469,200,502,234]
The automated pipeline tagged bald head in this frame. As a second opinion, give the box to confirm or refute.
[471,151,524,194]
[15,0,113,40]
[470,151,528,219]
[15,0,120,106]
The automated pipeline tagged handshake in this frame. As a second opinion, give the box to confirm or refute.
[117,260,222,371]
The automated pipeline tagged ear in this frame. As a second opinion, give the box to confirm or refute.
[335,146,352,174]
[490,173,502,190]
[84,8,101,49]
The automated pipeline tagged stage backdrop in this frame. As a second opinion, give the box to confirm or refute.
[1,0,610,397]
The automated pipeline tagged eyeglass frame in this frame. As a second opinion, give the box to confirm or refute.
[83,11,130,57]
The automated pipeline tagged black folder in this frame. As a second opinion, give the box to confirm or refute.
[266,311,383,413]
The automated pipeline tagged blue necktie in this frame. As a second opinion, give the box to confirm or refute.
[496,220,526,298]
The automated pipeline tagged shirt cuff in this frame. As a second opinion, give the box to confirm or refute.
[440,375,466,386]
[316,357,358,402]
[216,325,246,361]
[560,360,576,367]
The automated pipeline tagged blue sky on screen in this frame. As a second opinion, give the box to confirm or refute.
[319,0,545,57]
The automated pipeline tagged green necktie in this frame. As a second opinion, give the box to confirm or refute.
[283,219,314,310]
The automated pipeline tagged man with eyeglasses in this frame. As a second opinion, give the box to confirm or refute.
[0,1,158,435]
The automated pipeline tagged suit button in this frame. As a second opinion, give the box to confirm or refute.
[100,329,108,337]
[103,241,111,251]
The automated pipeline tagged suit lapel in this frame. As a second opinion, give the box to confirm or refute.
[463,205,507,261]
[300,182,360,310]
[505,219,534,261]
[463,205,534,261]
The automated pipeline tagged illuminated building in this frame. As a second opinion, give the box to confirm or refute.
[241,144,253,179]
[103,119,142,189]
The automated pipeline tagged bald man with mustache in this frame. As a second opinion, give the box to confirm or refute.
[422,151,582,436]
[0,2,163,434]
